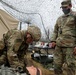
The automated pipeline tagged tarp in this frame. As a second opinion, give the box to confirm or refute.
[0,9,19,39]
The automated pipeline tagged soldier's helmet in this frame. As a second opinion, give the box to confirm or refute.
[27,25,41,41]
[61,0,71,8]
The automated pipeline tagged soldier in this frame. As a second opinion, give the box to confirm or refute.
[0,25,41,75]
[51,0,76,75]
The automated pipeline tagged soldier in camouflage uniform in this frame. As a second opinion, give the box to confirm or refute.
[0,25,41,75]
[51,0,76,75]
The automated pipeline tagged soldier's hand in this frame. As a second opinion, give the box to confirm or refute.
[73,47,76,55]
[16,66,24,73]
[51,42,56,48]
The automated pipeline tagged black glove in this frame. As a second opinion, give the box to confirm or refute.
[16,66,24,73]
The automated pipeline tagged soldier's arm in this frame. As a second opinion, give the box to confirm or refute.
[73,12,76,55]
[0,39,5,51]
[0,34,7,65]
[51,19,59,42]
[50,18,59,48]
[7,47,30,74]
[5,31,24,68]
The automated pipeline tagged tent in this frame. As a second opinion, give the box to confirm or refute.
[0,9,19,39]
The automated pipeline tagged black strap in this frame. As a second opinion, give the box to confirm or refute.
[70,14,76,46]
[74,16,76,45]
[36,68,40,75]
[73,15,76,46]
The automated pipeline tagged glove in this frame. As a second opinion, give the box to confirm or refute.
[16,66,30,75]
[16,66,24,73]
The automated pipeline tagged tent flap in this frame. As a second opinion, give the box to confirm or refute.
[0,9,19,39]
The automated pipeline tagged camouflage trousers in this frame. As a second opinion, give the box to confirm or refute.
[53,46,76,75]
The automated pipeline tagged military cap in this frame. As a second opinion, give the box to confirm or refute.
[61,0,71,8]
[27,25,41,41]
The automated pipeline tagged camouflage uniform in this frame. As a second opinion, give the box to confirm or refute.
[51,1,76,75]
[0,25,41,75]
[0,40,6,65]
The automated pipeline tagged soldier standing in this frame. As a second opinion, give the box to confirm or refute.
[0,25,41,75]
[51,0,76,75]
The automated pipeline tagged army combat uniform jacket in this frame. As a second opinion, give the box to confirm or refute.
[0,29,29,73]
[51,11,76,47]
[51,11,76,75]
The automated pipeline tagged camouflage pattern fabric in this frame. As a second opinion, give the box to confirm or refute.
[0,25,41,75]
[54,46,76,75]
[51,11,76,47]
[51,11,76,75]
[61,0,71,8]
[0,39,6,65]
[0,29,30,74]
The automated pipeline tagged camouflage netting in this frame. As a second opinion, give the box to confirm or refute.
[0,0,76,39]
[0,0,63,40]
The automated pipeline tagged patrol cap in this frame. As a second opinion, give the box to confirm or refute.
[27,25,41,41]
[61,0,71,8]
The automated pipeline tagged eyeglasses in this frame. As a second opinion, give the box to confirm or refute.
[61,7,68,9]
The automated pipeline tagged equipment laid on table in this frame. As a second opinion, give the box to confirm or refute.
[31,46,54,64]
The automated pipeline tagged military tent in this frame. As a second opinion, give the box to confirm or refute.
[0,9,19,39]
